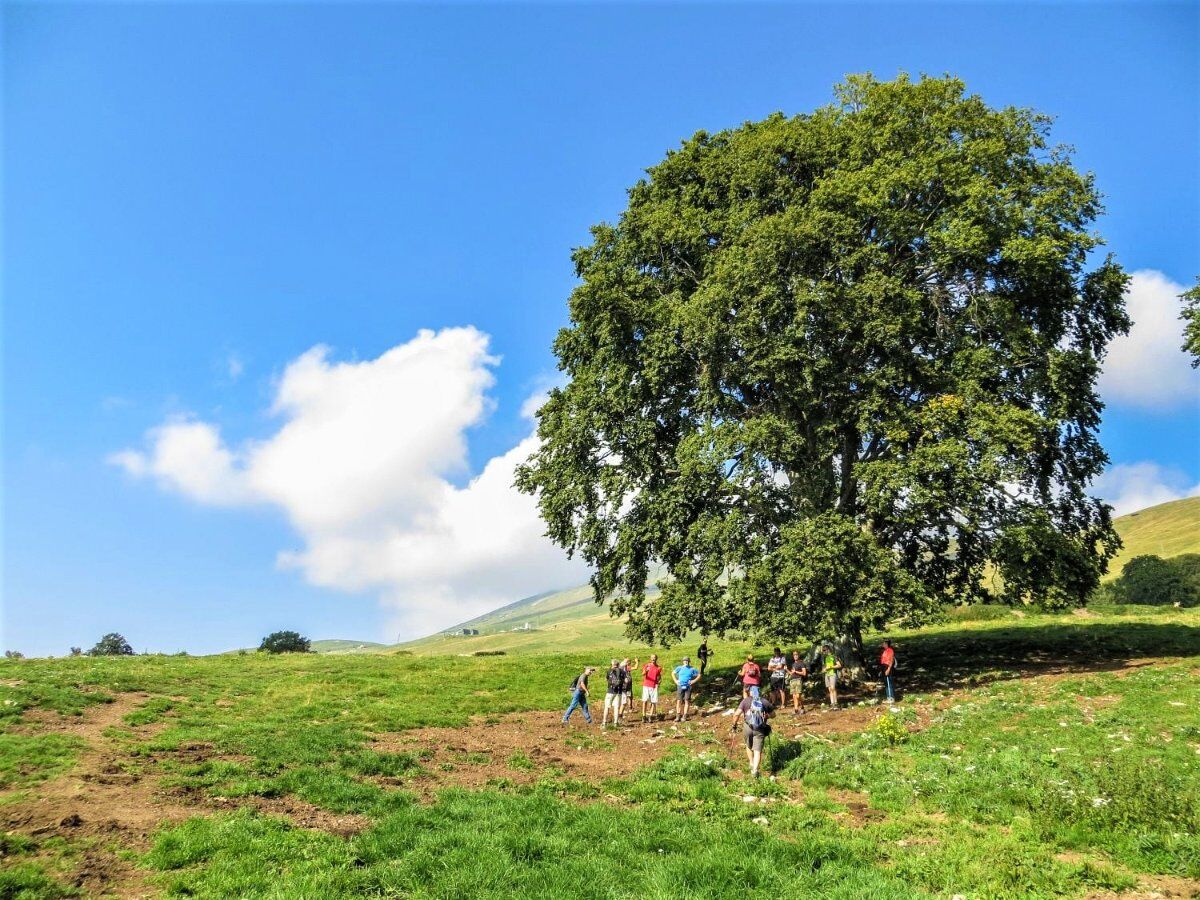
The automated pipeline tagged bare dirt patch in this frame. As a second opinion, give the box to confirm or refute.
[371,692,915,798]
[1086,874,1200,899]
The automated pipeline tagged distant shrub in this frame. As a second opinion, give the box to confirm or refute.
[1106,554,1200,607]
[3,651,24,660]
[258,631,311,654]
[68,647,82,657]
[87,633,134,656]
[473,650,506,656]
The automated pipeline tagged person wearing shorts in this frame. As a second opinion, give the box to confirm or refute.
[640,654,662,722]
[767,647,788,706]
[733,685,774,777]
[672,656,700,722]
[618,657,636,722]
[822,645,843,709]
[602,659,624,727]
[787,649,808,714]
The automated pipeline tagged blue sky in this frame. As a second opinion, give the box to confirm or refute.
[3,2,1198,657]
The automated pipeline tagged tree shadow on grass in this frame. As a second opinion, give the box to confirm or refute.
[700,619,1199,704]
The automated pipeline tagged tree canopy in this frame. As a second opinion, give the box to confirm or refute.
[1181,280,1200,366]
[88,633,134,656]
[259,631,311,654]
[516,74,1129,650]
[1105,554,1200,608]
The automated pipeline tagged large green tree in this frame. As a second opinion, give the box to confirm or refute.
[516,74,1129,652]
[1181,280,1200,366]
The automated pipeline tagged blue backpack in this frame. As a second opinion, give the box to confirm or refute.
[745,698,768,730]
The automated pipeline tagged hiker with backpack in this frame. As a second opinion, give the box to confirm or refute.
[732,685,774,777]
[787,648,808,715]
[672,656,700,722]
[767,647,788,706]
[738,654,761,698]
[602,659,624,727]
[822,644,844,709]
[619,657,637,721]
[641,654,662,722]
[880,639,897,703]
[563,666,595,725]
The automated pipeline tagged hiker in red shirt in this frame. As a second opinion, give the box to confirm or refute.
[738,654,761,698]
[880,639,897,703]
[640,654,663,722]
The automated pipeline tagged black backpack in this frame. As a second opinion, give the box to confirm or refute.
[606,667,623,693]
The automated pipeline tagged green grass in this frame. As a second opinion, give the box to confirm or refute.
[1,608,1197,898]
[0,733,83,789]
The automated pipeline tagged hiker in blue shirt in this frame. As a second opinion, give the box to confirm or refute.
[671,656,701,722]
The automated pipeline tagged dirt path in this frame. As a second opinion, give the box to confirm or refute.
[3,693,193,897]
[375,694,915,796]
[3,693,364,897]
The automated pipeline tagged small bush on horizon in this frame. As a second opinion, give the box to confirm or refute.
[87,633,134,657]
[258,631,311,654]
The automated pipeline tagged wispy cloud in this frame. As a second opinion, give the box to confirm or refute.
[1093,461,1200,517]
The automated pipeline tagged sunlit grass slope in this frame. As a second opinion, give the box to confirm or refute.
[1106,495,1200,577]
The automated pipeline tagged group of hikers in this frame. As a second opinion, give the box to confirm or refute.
[563,639,899,778]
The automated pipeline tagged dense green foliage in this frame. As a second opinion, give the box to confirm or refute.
[518,74,1129,648]
[2,609,1197,897]
[87,632,134,656]
[1103,553,1200,607]
[258,630,312,654]
[1182,279,1200,366]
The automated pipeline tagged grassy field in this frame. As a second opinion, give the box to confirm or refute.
[1,607,1197,898]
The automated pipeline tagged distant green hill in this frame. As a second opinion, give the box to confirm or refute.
[1107,495,1200,578]
[309,639,389,654]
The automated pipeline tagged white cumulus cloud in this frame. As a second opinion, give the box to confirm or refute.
[1099,270,1200,411]
[1092,461,1200,517]
[110,327,587,638]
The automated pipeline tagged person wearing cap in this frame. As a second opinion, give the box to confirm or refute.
[671,656,701,722]
[563,666,595,725]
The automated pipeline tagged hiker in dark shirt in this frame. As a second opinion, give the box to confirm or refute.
[697,640,712,676]
[731,685,774,777]
[563,666,595,725]
[602,659,624,727]
[787,649,808,715]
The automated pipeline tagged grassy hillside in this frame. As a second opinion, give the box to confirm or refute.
[2,607,1197,897]
[394,572,666,656]
[1107,495,1200,577]
[309,639,389,654]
